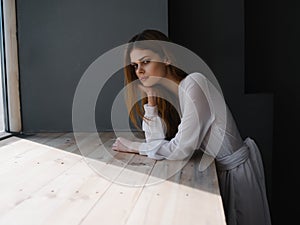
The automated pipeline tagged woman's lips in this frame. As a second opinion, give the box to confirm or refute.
[140,76,149,81]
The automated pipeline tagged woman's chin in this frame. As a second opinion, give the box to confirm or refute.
[141,78,161,87]
[142,83,153,87]
[141,81,155,87]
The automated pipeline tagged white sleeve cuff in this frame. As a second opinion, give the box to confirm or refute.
[143,104,158,117]
[139,140,167,160]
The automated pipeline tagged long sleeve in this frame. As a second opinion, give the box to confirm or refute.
[142,104,167,142]
[135,104,167,160]
[135,73,216,160]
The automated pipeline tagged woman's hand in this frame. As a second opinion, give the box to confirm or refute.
[138,84,157,106]
[112,137,139,154]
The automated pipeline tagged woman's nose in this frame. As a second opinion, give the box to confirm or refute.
[136,64,144,74]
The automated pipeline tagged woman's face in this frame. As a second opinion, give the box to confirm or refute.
[130,48,168,87]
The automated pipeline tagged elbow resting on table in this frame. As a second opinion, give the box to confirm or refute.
[165,149,194,161]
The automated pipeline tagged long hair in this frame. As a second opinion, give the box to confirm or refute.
[124,29,188,140]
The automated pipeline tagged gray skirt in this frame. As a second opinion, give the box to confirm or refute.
[216,137,272,225]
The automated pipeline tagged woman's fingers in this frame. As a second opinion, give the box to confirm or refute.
[112,138,129,152]
[111,138,139,154]
[112,139,119,150]
[137,84,157,106]
[138,84,156,97]
[138,84,146,92]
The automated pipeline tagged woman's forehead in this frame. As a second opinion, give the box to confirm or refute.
[130,49,161,63]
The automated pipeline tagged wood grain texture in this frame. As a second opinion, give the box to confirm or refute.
[0,132,226,225]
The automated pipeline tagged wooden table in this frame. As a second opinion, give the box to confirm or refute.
[0,132,226,225]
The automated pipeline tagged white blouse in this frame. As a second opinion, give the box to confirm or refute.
[122,73,273,225]
[131,72,243,161]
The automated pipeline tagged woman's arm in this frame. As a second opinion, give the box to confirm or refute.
[141,76,214,160]
[137,84,167,142]
[112,86,167,158]
[113,74,215,160]
[142,104,166,142]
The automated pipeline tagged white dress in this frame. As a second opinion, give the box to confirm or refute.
[132,72,272,225]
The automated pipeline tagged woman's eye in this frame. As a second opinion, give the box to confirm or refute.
[131,64,138,69]
[143,60,150,64]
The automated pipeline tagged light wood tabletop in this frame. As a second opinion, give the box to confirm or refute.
[0,132,226,225]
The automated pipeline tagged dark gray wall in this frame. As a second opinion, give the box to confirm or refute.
[245,1,300,224]
[168,0,273,212]
[16,0,168,132]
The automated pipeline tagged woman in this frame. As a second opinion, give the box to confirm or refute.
[112,29,272,225]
